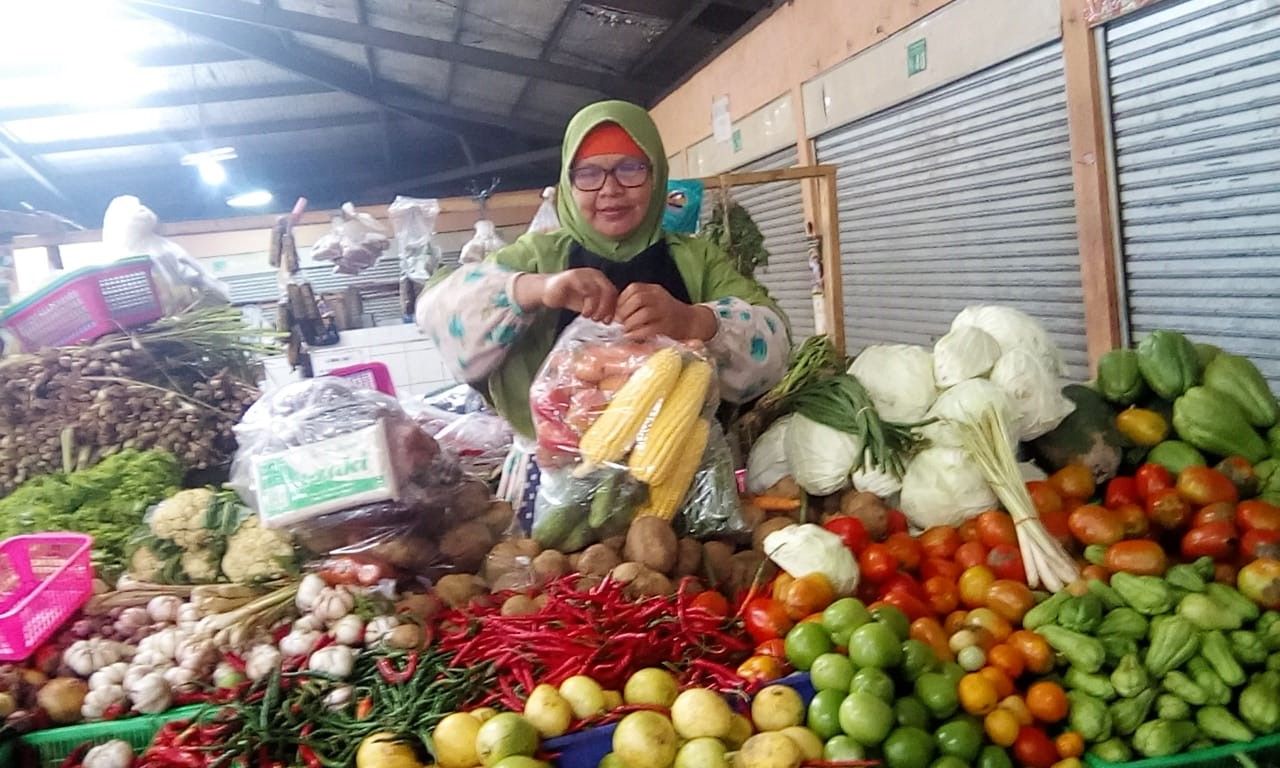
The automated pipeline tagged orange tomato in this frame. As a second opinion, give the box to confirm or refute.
[1193,501,1238,528]
[1176,466,1239,506]
[965,607,1012,642]
[920,557,963,583]
[955,540,990,572]
[1067,504,1125,546]
[919,525,962,560]
[944,610,969,636]
[1113,502,1150,538]
[1055,732,1085,760]
[1026,481,1064,518]
[1237,500,1280,532]
[801,612,826,624]
[755,638,786,658]
[1000,695,1034,726]
[977,510,1019,549]
[984,708,1021,747]
[1103,539,1169,576]
[979,666,1015,699]
[1080,564,1110,583]
[985,579,1036,623]
[1050,464,1096,501]
[884,532,923,572]
[737,654,786,683]
[958,565,996,609]
[958,672,999,715]
[987,643,1026,680]
[780,573,836,620]
[959,517,982,543]
[910,616,954,662]
[1008,630,1054,675]
[1026,681,1069,724]
[771,572,795,601]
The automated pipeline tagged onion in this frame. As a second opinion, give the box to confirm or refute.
[37,677,88,725]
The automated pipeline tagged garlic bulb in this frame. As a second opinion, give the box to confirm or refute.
[138,627,180,661]
[88,662,128,691]
[296,574,327,612]
[127,671,172,714]
[162,666,197,691]
[65,639,122,677]
[175,638,215,672]
[293,614,325,633]
[114,607,150,636]
[363,616,398,646]
[147,596,182,624]
[81,685,126,720]
[329,615,364,646]
[308,645,355,679]
[310,587,355,623]
[324,684,354,711]
[245,645,282,683]
[82,739,133,768]
[280,629,321,657]
[123,664,156,690]
[176,602,200,624]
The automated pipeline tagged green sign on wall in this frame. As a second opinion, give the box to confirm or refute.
[907,38,927,76]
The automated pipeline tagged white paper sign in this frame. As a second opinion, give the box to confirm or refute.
[712,95,732,143]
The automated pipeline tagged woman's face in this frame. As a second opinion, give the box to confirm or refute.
[569,153,653,240]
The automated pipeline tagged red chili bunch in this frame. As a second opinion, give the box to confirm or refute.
[438,576,751,705]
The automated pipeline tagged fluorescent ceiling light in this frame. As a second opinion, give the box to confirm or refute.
[226,190,273,208]
[197,160,227,186]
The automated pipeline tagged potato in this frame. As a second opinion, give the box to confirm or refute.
[575,574,603,591]
[568,553,582,571]
[489,571,535,593]
[578,543,623,577]
[672,538,702,579]
[624,567,673,599]
[739,503,767,532]
[763,476,801,500]
[482,539,541,585]
[602,535,626,553]
[395,591,442,622]
[369,536,438,571]
[610,561,645,584]
[439,521,497,572]
[501,595,539,617]
[532,550,571,584]
[478,501,516,536]
[728,551,776,598]
[840,490,888,539]
[624,517,679,574]
[752,516,794,553]
[701,541,735,588]
[435,574,487,608]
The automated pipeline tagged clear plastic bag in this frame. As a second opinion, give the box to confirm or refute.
[435,411,514,480]
[229,378,496,579]
[526,187,560,235]
[310,203,393,276]
[459,220,507,265]
[389,196,443,280]
[675,421,750,541]
[101,195,230,312]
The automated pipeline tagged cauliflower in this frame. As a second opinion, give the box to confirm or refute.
[128,545,166,582]
[221,518,294,583]
[180,550,219,583]
[150,488,215,549]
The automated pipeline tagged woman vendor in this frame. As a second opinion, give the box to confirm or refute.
[417,100,791,518]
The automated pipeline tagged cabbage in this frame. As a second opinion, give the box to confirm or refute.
[785,414,861,495]
[851,450,902,498]
[847,344,937,423]
[933,326,1001,388]
[951,305,1066,376]
[899,446,997,529]
[989,349,1076,441]
[746,415,794,494]
[923,378,1018,449]
[764,523,860,594]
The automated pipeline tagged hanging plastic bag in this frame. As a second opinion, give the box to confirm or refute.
[459,220,507,265]
[102,195,230,313]
[526,187,560,235]
[663,179,704,235]
[310,203,392,276]
[388,196,443,281]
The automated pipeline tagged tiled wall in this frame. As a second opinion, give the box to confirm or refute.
[262,322,456,399]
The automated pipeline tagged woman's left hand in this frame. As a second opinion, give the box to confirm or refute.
[616,283,717,342]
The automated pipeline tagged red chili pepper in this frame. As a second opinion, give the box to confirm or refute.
[58,744,91,768]
[376,651,419,684]
[140,746,207,768]
[297,724,322,768]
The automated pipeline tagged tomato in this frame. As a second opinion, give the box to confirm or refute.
[1026,681,1068,724]
[920,525,962,560]
[985,708,1022,748]
[690,590,730,617]
[965,607,1013,643]
[886,509,909,536]
[1049,464,1096,502]
[744,597,793,644]
[1103,539,1169,576]
[781,573,837,620]
[923,576,960,615]
[975,510,1018,549]
[987,643,1025,680]
[956,540,991,571]
[1146,487,1192,531]
[1014,726,1059,768]
[1026,481,1064,518]
[771,572,795,601]
[1241,528,1280,561]
[910,617,953,662]
[880,587,933,622]
[985,580,1036,623]
[1008,630,1054,675]
[1193,501,1237,528]
[1181,521,1239,561]
[1238,558,1280,610]
[1238,500,1280,532]
[958,672,999,715]
[737,654,786,683]
[959,517,982,543]
[1055,731,1085,760]
[921,557,963,583]
[824,515,871,554]
[1135,463,1174,500]
[987,545,1027,583]
[1067,504,1125,546]
[1104,476,1140,510]
[884,532,923,572]
[1177,466,1239,506]
[959,565,997,609]
[1215,561,1239,585]
[755,638,786,658]
[1081,564,1110,583]
[1216,456,1260,498]
[859,544,899,583]
[1039,506,1073,546]
[1112,503,1149,538]
[881,572,926,601]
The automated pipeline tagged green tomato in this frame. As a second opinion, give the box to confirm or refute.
[935,718,982,762]
[838,691,895,747]
[872,605,911,641]
[975,745,1013,768]
[894,697,931,729]
[930,758,970,768]
[807,689,845,741]
[849,622,904,669]
[823,598,872,646]
[810,653,855,693]
[824,735,866,762]
[882,726,936,768]
[913,672,959,720]
[785,621,834,671]
[849,667,896,704]
[939,662,965,687]
[901,639,940,681]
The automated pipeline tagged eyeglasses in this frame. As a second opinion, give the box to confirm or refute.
[568,159,650,192]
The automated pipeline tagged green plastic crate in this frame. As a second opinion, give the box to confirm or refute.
[1086,731,1280,768]
[8,704,206,768]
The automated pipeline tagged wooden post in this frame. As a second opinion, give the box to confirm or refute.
[1062,0,1124,371]
[817,168,845,353]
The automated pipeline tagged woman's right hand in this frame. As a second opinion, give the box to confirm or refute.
[517,268,618,322]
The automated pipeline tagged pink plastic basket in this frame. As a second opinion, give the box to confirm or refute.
[1,256,164,351]
[329,362,396,396]
[0,533,93,661]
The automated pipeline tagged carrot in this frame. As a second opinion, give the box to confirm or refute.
[749,495,802,512]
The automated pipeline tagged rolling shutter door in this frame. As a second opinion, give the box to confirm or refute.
[1105,0,1280,387]
[814,42,1089,379]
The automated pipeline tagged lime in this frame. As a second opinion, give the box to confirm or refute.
[848,622,903,669]
[806,689,845,741]
[823,598,872,646]
[900,639,940,682]
[871,605,911,641]
[929,757,969,768]
[838,691,894,747]
[785,622,833,671]
[894,697,930,729]
[935,719,982,762]
[810,653,855,692]
[849,667,895,705]
[975,745,1014,768]
[882,726,936,768]
[824,735,866,761]
[913,673,958,720]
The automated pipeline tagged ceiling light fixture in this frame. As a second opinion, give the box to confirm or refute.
[196,160,227,186]
[226,190,274,209]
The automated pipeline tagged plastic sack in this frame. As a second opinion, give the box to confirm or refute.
[434,411,514,480]
[663,179,704,235]
[422,383,490,416]
[676,421,751,541]
[459,220,507,265]
[388,196,443,281]
[102,195,230,312]
[228,377,497,579]
[311,203,393,276]
[763,523,859,595]
[526,187,560,235]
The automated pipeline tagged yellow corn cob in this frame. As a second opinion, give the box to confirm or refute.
[628,359,713,485]
[637,418,710,520]
[578,347,682,465]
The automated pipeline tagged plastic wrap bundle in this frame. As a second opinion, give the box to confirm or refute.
[459,220,507,264]
[101,195,230,312]
[527,318,747,551]
[526,187,560,235]
[389,196,443,281]
[229,378,503,578]
[310,203,393,276]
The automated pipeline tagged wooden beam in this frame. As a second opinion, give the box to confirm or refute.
[443,0,469,104]
[1062,0,1123,370]
[628,0,714,77]
[817,167,845,352]
[509,0,583,117]
[125,0,658,98]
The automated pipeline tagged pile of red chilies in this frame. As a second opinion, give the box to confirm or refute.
[439,575,752,708]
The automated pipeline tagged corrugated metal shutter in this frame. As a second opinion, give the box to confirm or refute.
[814,41,1089,379]
[220,257,402,304]
[1105,0,1280,387]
